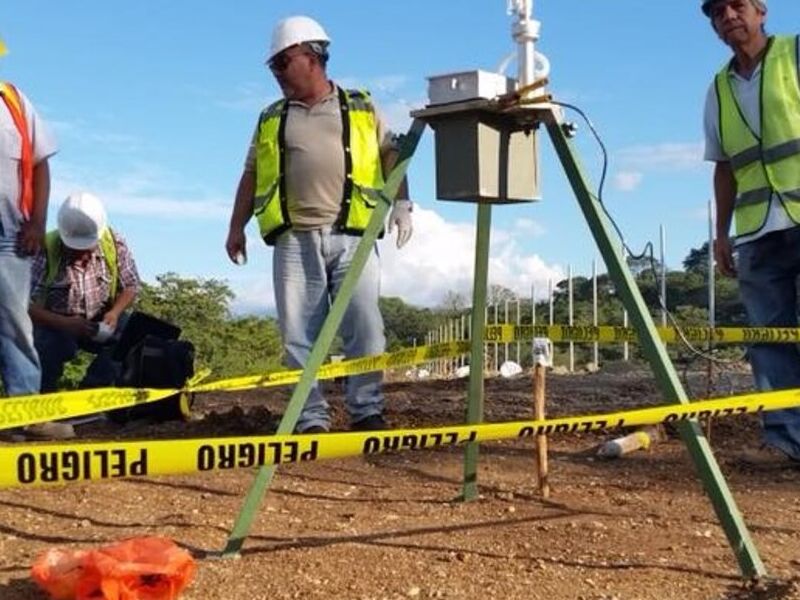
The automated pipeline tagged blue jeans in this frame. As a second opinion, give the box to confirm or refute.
[737,226,800,459]
[33,314,128,393]
[0,233,41,395]
[273,228,386,431]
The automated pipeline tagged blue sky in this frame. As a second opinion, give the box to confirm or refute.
[2,1,798,313]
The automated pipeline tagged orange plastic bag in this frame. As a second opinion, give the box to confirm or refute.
[31,548,89,600]
[31,537,196,600]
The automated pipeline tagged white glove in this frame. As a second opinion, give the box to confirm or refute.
[387,200,413,249]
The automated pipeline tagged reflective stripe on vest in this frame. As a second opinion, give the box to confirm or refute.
[716,35,800,237]
[0,82,34,220]
[253,87,385,245]
[44,228,120,302]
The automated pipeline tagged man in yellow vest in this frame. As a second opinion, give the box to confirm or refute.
[29,192,140,417]
[225,16,414,434]
[703,0,800,465]
[0,37,59,438]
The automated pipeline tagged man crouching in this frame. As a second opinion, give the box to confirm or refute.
[27,192,140,438]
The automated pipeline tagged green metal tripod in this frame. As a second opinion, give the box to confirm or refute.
[223,104,765,579]
[457,106,764,578]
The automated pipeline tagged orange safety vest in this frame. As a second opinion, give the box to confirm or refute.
[0,82,34,220]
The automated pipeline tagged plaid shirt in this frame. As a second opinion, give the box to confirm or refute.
[30,228,140,320]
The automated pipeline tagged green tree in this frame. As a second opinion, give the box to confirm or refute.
[487,284,517,307]
[211,316,284,377]
[380,296,436,350]
[135,273,283,377]
[438,290,468,317]
[683,241,711,275]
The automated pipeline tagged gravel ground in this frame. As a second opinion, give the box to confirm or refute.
[1,362,799,600]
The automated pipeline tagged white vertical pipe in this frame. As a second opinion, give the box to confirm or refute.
[494,304,499,373]
[516,0,535,86]
[441,324,446,376]
[460,314,466,367]
[447,319,453,377]
[568,264,574,372]
[621,240,629,362]
[425,331,430,373]
[504,299,510,365]
[623,309,629,361]
[484,305,489,374]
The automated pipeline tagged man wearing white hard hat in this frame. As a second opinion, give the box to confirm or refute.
[29,192,140,414]
[225,15,414,434]
[702,0,800,465]
[0,35,57,418]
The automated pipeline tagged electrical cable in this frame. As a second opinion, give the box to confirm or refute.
[550,100,747,388]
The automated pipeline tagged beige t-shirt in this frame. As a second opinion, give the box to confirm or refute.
[245,85,395,230]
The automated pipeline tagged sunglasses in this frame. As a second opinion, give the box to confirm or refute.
[709,0,747,19]
[268,51,310,73]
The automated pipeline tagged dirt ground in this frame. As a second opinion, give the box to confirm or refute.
[1,362,800,600]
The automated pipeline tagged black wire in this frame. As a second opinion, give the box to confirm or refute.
[550,100,744,376]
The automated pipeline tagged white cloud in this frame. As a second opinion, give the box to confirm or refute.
[687,206,713,222]
[337,73,425,132]
[613,170,644,192]
[337,74,409,94]
[379,205,563,308]
[111,195,230,219]
[52,161,230,220]
[215,82,277,113]
[228,272,275,316]
[513,217,546,237]
[50,119,142,153]
[616,142,704,171]
[228,205,563,314]
[379,97,427,133]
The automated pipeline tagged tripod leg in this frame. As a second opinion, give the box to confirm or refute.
[545,112,765,578]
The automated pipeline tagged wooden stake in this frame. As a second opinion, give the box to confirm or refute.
[533,363,549,498]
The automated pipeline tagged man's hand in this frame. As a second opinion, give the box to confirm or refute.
[102,310,119,332]
[387,200,413,249]
[64,316,98,339]
[225,227,247,264]
[714,235,736,277]
[17,219,45,255]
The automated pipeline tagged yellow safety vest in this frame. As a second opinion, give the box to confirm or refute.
[44,228,120,301]
[716,35,800,237]
[253,87,385,245]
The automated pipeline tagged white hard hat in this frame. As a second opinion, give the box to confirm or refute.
[57,192,107,250]
[269,15,330,61]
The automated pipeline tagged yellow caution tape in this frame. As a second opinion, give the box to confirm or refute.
[0,342,469,431]
[1,387,798,489]
[484,324,800,344]
[0,387,179,431]
[190,341,468,393]
[1,324,797,433]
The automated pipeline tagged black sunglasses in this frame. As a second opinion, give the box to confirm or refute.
[268,51,310,73]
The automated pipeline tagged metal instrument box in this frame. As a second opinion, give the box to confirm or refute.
[427,70,516,105]
[412,99,540,204]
